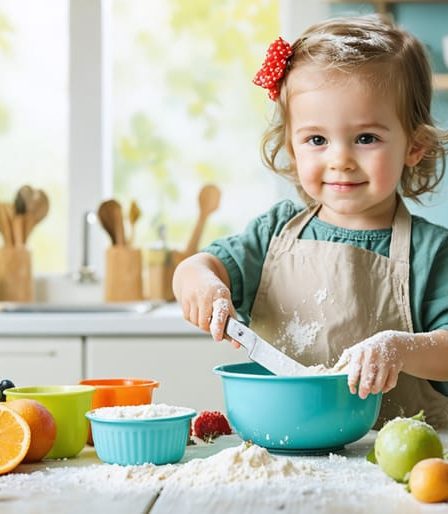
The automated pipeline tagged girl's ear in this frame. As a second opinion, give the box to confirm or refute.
[405,129,427,167]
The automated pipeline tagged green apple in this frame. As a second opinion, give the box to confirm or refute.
[375,412,443,482]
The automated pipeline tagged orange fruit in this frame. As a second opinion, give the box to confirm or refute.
[0,404,31,474]
[6,399,57,462]
[409,458,448,503]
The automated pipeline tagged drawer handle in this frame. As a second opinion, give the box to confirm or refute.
[0,351,58,357]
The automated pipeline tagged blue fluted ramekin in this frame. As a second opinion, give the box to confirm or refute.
[86,407,196,465]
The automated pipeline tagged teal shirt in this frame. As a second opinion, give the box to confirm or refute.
[203,199,448,334]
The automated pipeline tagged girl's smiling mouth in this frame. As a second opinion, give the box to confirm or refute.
[324,181,368,192]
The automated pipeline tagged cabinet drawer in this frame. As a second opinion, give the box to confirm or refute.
[0,338,83,386]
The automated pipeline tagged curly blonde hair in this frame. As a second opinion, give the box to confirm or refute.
[261,14,448,204]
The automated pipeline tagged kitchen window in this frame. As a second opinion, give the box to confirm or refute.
[0,1,68,272]
[0,1,320,275]
[111,0,281,254]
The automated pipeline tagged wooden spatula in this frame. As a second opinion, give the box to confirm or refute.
[13,189,27,246]
[0,203,13,247]
[98,200,126,246]
[22,188,49,242]
[128,200,141,246]
[183,184,221,259]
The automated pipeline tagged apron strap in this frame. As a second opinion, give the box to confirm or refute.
[275,196,412,263]
[389,197,412,263]
[274,204,320,253]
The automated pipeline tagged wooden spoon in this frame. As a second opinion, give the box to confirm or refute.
[98,200,126,246]
[23,189,49,241]
[0,203,13,246]
[183,184,221,259]
[13,189,28,246]
[128,200,141,246]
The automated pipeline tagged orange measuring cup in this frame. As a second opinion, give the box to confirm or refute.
[79,378,160,444]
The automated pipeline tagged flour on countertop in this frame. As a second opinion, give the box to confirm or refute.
[90,404,194,419]
[0,462,176,496]
[0,440,415,511]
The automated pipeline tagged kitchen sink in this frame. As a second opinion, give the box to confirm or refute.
[0,301,161,314]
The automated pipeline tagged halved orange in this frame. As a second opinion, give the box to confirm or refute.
[0,404,31,475]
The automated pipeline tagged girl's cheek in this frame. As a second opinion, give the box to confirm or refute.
[296,158,320,185]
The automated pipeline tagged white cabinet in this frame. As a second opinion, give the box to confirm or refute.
[86,336,247,412]
[0,338,83,386]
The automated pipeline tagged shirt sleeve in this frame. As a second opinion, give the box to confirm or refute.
[421,235,448,332]
[202,200,299,324]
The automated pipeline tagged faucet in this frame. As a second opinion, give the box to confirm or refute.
[73,210,98,283]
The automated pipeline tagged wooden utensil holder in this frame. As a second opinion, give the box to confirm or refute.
[143,248,175,301]
[104,246,143,302]
[0,247,33,302]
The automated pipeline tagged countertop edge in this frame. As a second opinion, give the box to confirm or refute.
[0,304,207,337]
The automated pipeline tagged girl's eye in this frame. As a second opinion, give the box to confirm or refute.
[357,133,378,145]
[308,135,327,146]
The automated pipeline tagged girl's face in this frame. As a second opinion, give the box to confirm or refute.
[288,65,423,229]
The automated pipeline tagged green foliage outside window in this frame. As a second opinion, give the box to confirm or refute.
[113,0,280,251]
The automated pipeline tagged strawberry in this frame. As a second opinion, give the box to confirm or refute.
[253,36,293,100]
[193,411,232,442]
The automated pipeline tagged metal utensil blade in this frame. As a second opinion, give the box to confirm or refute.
[224,317,313,377]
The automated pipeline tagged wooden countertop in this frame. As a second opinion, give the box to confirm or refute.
[1,432,447,514]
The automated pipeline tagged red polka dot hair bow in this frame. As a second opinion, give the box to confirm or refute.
[253,36,293,101]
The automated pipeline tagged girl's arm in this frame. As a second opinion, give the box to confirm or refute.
[172,252,237,342]
[334,329,448,399]
[401,330,448,380]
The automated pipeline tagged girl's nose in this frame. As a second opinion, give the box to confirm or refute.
[328,144,356,172]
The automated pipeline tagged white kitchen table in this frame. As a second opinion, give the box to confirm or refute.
[1,432,448,514]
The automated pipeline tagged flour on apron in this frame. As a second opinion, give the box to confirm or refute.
[250,198,448,428]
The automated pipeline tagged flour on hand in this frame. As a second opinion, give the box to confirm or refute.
[210,297,231,342]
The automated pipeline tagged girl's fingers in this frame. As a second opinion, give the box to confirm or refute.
[189,304,199,327]
[181,301,190,322]
[371,365,389,395]
[382,365,400,393]
[347,351,363,395]
[333,349,350,372]
[225,303,241,347]
[358,362,378,399]
[230,338,241,349]
[198,303,213,332]
[210,298,231,342]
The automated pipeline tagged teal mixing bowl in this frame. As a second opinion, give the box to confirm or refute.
[214,362,382,454]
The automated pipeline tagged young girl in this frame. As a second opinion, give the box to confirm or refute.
[173,15,448,428]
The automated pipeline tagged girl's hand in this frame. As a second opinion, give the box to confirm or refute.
[334,330,407,399]
[209,298,240,348]
[181,279,240,348]
[172,253,240,347]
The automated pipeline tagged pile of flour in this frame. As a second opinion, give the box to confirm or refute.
[90,404,194,419]
[170,442,323,486]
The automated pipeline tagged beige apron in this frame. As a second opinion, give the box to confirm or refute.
[250,198,448,429]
